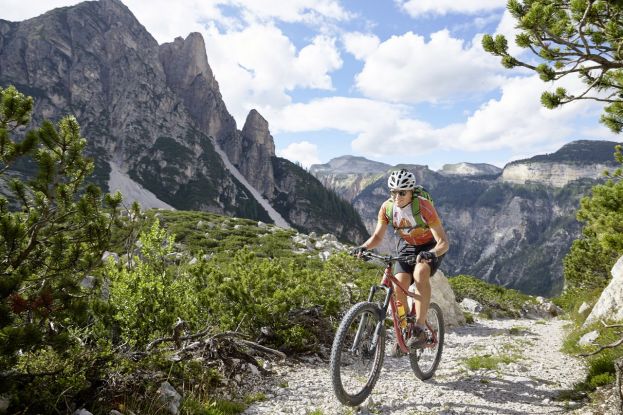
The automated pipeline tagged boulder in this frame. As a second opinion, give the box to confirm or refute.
[584,254,623,326]
[460,298,483,313]
[578,302,591,315]
[157,381,182,415]
[578,330,599,347]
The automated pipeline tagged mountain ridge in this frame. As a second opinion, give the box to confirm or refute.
[0,0,369,242]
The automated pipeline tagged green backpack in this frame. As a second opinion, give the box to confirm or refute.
[384,185,434,230]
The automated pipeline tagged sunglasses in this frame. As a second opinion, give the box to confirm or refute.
[390,190,409,197]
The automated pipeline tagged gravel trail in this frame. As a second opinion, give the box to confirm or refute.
[244,317,586,415]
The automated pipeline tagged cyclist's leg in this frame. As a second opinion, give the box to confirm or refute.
[412,262,432,327]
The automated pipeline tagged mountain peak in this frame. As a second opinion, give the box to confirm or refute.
[242,109,274,151]
[310,156,390,175]
[439,162,502,177]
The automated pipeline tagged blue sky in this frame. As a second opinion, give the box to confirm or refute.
[3,0,619,170]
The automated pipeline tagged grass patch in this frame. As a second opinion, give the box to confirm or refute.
[181,398,246,415]
[243,392,267,405]
[463,354,520,370]
[509,326,529,335]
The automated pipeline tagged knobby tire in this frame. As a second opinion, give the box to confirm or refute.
[409,302,444,380]
[329,301,385,406]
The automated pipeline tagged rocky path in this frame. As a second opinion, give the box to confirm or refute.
[244,317,586,415]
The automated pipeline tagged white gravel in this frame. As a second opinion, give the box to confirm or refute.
[244,317,587,415]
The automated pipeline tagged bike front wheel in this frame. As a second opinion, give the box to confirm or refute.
[409,302,444,380]
[329,301,386,406]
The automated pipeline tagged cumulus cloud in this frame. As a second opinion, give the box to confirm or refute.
[277,141,321,168]
[268,73,606,162]
[342,32,381,60]
[354,30,507,104]
[397,0,507,17]
[203,24,342,123]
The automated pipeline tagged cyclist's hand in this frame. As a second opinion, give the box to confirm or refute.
[350,246,367,258]
[417,251,436,264]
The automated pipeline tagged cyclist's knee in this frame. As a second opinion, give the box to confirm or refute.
[413,265,431,283]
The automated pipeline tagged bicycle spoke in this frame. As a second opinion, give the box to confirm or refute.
[409,302,444,380]
[330,302,385,406]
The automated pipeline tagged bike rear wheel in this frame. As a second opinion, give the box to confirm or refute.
[409,302,444,380]
[329,301,386,406]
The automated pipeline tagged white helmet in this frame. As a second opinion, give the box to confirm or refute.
[387,169,416,190]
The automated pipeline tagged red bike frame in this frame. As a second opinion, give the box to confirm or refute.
[366,255,438,354]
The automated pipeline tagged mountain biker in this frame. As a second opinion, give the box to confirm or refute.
[353,169,449,351]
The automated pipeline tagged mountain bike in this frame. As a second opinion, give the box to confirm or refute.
[329,251,445,406]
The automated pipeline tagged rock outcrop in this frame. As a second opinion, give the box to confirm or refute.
[439,162,502,177]
[584,255,623,326]
[502,162,616,187]
[158,33,237,147]
[239,110,276,198]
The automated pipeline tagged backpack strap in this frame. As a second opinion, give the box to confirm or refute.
[385,196,428,231]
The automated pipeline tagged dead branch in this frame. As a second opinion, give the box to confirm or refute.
[616,357,623,413]
[601,321,623,329]
[579,335,623,356]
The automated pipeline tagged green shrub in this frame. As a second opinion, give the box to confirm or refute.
[449,274,536,317]
[106,219,201,347]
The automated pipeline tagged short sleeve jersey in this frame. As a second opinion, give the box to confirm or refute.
[378,197,441,246]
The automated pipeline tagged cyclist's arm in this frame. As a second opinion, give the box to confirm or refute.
[360,219,387,250]
[429,222,449,257]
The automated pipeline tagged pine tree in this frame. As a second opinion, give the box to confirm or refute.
[0,85,122,371]
[563,145,623,296]
[483,0,623,132]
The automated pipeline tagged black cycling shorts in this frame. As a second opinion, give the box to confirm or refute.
[394,240,444,283]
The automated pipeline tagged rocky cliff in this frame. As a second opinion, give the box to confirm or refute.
[502,140,620,187]
[315,141,621,296]
[0,0,368,242]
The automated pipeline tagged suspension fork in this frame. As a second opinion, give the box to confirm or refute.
[350,282,392,353]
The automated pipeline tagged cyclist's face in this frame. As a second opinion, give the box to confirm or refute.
[390,189,412,207]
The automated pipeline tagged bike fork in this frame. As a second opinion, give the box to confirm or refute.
[349,285,391,353]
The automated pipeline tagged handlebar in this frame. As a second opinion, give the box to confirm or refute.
[358,250,418,265]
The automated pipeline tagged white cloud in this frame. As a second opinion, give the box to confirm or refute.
[203,24,342,123]
[397,0,507,17]
[354,30,507,104]
[229,0,352,24]
[269,74,610,163]
[277,141,321,168]
[342,32,381,60]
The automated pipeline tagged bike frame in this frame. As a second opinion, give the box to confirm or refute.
[363,256,438,354]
